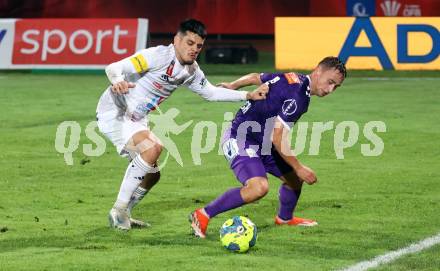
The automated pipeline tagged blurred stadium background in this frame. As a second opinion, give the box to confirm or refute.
[2,0,439,71]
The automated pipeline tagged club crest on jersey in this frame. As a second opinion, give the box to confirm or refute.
[240,101,251,114]
[282,99,297,116]
[166,60,175,76]
[284,72,299,84]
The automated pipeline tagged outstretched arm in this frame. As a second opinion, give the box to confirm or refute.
[272,118,317,185]
[188,69,268,102]
[190,80,268,102]
[217,73,262,90]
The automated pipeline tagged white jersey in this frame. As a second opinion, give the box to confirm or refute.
[97,44,247,121]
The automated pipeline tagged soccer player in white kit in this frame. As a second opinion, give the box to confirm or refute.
[96,19,269,230]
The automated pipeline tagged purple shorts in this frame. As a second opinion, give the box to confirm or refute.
[230,150,293,185]
[222,130,293,185]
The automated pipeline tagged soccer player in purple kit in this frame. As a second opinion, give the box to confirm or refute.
[189,56,347,238]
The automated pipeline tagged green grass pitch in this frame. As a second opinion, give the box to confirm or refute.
[0,70,439,270]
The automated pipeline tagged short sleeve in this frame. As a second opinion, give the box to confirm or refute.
[260,73,275,83]
[260,73,282,84]
[277,98,302,129]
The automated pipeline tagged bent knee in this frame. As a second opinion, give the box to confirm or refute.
[132,131,163,154]
[141,144,161,158]
[257,181,269,198]
[249,178,269,198]
[137,137,162,154]
[150,143,163,155]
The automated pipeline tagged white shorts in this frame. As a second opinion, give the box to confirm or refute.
[96,109,149,157]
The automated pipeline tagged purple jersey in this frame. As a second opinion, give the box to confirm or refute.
[229,72,311,154]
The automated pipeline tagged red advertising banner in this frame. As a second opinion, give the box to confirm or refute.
[310,0,347,16]
[9,18,148,68]
[0,0,308,34]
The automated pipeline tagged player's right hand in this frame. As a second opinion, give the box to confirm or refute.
[296,164,317,185]
[246,83,269,100]
[111,81,136,95]
[216,82,236,90]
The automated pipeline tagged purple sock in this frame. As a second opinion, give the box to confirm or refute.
[278,184,302,220]
[204,187,245,218]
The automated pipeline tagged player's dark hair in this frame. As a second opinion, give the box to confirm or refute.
[178,19,207,39]
[319,56,347,78]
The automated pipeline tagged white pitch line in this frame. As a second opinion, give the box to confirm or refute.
[339,232,440,271]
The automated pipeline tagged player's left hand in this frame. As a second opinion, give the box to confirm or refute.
[296,164,317,185]
[111,81,135,95]
[246,83,269,100]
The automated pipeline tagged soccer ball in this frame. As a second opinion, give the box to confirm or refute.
[219,216,257,253]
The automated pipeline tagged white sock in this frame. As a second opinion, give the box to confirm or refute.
[127,186,149,216]
[113,155,155,210]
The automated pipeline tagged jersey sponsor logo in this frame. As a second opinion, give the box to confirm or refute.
[153,81,163,90]
[130,54,148,73]
[0,29,6,45]
[146,96,165,112]
[166,60,175,76]
[199,77,206,86]
[240,101,251,114]
[282,99,297,116]
[284,72,299,84]
[267,76,280,85]
[131,96,165,121]
[160,74,169,82]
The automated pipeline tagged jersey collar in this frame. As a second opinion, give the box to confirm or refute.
[306,75,311,97]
